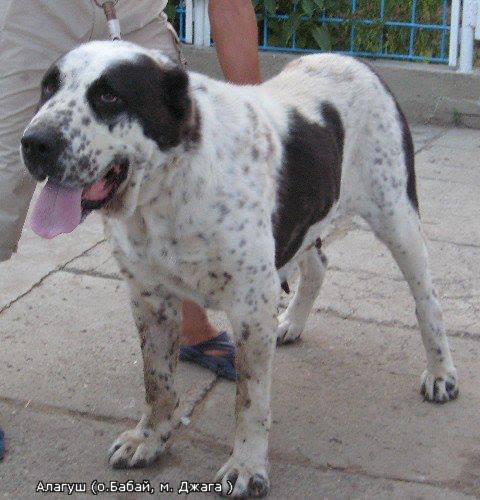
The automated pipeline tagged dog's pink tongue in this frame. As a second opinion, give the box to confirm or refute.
[31,181,83,239]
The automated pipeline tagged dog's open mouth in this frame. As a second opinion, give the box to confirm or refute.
[30,160,129,240]
[81,160,129,214]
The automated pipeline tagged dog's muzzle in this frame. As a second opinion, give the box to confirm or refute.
[22,126,129,240]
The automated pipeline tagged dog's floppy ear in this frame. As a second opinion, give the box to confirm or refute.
[160,64,191,121]
[147,50,191,121]
[101,54,192,150]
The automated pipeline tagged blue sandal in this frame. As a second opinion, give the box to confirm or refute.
[180,331,236,381]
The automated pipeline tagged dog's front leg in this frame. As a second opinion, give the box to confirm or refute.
[108,283,181,469]
[215,287,278,498]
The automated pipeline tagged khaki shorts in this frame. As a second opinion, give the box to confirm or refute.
[0,0,182,261]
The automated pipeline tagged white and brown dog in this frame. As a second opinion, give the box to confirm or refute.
[21,41,458,497]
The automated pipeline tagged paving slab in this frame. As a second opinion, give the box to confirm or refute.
[417,177,480,247]
[432,128,480,150]
[416,146,480,186]
[0,209,104,311]
[321,230,480,336]
[411,125,446,152]
[0,272,215,421]
[410,129,479,247]
[0,400,474,499]
[190,314,480,498]
[64,240,120,278]
[0,401,219,499]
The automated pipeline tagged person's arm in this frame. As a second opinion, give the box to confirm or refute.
[208,0,261,84]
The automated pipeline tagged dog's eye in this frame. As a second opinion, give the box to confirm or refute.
[100,92,120,104]
[87,82,124,119]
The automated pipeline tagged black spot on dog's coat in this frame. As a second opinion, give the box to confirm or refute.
[321,102,344,165]
[86,55,200,150]
[273,105,343,269]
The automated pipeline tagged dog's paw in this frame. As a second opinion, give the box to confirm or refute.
[420,370,459,403]
[214,458,269,498]
[276,312,304,345]
[108,428,167,469]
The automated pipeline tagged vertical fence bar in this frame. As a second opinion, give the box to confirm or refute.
[263,7,268,49]
[409,0,418,57]
[379,0,385,55]
[177,8,184,41]
[449,0,461,66]
[349,0,357,53]
[185,0,193,44]
[459,0,476,72]
[439,0,448,60]
[292,3,297,49]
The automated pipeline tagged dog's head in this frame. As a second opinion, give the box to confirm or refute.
[21,41,199,238]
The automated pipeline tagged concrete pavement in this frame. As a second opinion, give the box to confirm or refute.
[0,125,479,498]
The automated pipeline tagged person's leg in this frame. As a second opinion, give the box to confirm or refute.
[209,0,261,84]
[181,301,218,344]
[0,0,93,261]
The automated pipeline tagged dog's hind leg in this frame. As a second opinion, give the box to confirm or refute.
[108,283,182,468]
[277,246,327,344]
[365,203,458,403]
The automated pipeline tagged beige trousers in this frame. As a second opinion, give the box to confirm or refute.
[0,0,178,261]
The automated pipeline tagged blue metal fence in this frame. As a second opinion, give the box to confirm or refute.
[258,1,451,63]
[170,1,451,64]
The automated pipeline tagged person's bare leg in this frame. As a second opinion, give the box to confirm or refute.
[181,0,261,350]
[180,301,235,376]
[209,0,261,84]
[182,301,219,347]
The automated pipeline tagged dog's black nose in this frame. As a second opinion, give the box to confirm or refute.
[21,127,63,180]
